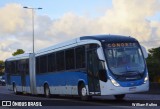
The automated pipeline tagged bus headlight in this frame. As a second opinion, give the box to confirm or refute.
[144,74,148,83]
[110,76,120,86]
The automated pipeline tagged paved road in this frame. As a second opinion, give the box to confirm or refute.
[0,86,159,109]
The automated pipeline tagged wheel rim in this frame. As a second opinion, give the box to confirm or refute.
[45,87,49,96]
[81,87,87,96]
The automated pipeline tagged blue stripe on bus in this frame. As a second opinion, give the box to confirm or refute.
[10,71,144,88]
[36,72,88,87]
[9,72,88,87]
[10,76,22,86]
[26,75,30,86]
[10,75,30,87]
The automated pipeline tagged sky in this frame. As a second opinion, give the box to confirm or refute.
[0,0,160,60]
[0,0,113,19]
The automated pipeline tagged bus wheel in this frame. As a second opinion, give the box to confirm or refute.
[13,84,17,94]
[114,94,125,100]
[79,84,91,101]
[44,84,50,98]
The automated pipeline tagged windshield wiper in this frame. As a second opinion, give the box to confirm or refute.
[121,71,142,77]
[117,71,142,77]
[115,70,143,80]
[115,71,143,80]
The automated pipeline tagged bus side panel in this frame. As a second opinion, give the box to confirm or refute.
[25,75,31,93]
[36,72,88,95]
[10,75,22,92]
[5,73,12,90]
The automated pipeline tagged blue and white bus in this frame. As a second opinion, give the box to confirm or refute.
[5,35,149,100]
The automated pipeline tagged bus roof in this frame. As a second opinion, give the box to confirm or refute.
[6,53,30,61]
[35,38,78,55]
[5,34,139,60]
[80,35,138,43]
[36,35,138,55]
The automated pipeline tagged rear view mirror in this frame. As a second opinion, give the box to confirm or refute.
[140,45,148,58]
[97,47,105,61]
[99,69,107,82]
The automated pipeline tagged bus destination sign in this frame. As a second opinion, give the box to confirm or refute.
[107,42,137,48]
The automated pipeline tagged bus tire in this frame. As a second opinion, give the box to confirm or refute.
[78,83,91,101]
[114,94,125,100]
[44,84,50,98]
[13,83,17,95]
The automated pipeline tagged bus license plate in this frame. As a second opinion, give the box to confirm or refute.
[129,87,136,91]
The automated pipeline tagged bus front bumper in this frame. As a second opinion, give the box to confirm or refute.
[100,80,149,95]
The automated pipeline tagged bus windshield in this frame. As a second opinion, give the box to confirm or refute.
[104,43,145,76]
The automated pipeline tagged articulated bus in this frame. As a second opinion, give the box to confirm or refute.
[5,35,149,100]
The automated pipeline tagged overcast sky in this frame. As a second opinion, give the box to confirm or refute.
[0,0,160,60]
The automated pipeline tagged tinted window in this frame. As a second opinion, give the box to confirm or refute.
[6,59,29,75]
[5,61,11,73]
[6,61,14,74]
[87,44,99,50]
[15,61,18,74]
[48,53,56,72]
[39,55,47,73]
[26,59,29,74]
[11,61,16,74]
[18,60,23,74]
[56,51,65,71]
[17,60,21,74]
[65,49,75,70]
[75,46,86,68]
[36,57,40,74]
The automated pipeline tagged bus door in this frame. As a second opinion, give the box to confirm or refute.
[6,73,11,85]
[5,61,11,85]
[87,49,101,95]
[21,72,26,92]
[21,71,26,92]
[20,60,26,92]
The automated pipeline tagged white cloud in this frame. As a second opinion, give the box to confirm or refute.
[47,0,160,50]
[0,4,31,34]
[0,0,160,60]
[98,0,160,42]
[0,4,53,60]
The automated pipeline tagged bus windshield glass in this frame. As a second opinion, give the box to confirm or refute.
[104,42,145,76]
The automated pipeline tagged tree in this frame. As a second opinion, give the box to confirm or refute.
[12,49,25,56]
[146,47,160,82]
[0,60,4,75]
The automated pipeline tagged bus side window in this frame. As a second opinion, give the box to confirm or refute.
[11,61,16,74]
[5,61,8,73]
[75,46,85,69]
[39,55,47,73]
[48,53,56,72]
[65,49,75,70]
[26,59,29,74]
[36,57,40,74]
[6,61,11,74]
[56,51,65,71]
